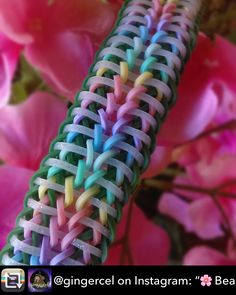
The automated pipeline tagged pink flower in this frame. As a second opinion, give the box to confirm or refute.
[159,176,236,240]
[184,242,236,266]
[157,34,236,146]
[0,91,67,170]
[159,128,236,240]
[0,91,67,248]
[0,32,21,107]
[145,34,233,178]
[0,165,34,248]
[105,203,170,265]
[200,274,212,287]
[157,34,236,243]
[0,0,117,98]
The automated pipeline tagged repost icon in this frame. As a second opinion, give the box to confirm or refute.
[1,268,25,293]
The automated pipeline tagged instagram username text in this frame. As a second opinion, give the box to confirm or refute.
[54,275,236,288]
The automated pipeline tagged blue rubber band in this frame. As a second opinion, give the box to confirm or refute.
[126,153,134,167]
[103,134,125,151]
[94,124,103,152]
[151,30,168,44]
[139,25,149,43]
[12,252,23,262]
[66,132,78,143]
[30,255,39,265]
[172,44,179,55]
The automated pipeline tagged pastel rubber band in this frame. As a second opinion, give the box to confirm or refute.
[0,0,203,265]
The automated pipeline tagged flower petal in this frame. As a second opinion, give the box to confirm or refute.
[0,33,21,107]
[0,165,34,249]
[187,154,236,188]
[184,246,236,265]
[158,192,193,232]
[25,32,95,98]
[213,82,236,124]
[106,203,170,265]
[188,198,224,239]
[158,82,218,146]
[0,91,67,170]
[0,0,116,44]
[158,34,236,146]
[173,176,209,201]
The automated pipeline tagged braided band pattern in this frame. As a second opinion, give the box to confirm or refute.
[0,0,202,265]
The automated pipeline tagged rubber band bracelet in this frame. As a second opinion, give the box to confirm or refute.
[0,0,203,266]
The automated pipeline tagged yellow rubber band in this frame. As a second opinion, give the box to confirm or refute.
[120,61,129,83]
[99,198,108,225]
[134,72,153,87]
[96,67,107,77]
[38,177,55,200]
[75,185,100,210]
[65,176,74,207]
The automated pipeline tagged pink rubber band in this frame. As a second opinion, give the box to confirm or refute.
[61,225,85,251]
[68,206,92,231]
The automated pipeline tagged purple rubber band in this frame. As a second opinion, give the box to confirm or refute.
[50,246,75,265]
[39,236,50,264]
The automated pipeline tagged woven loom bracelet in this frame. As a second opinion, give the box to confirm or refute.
[0,0,202,266]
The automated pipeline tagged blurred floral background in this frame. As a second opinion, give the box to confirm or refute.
[0,0,236,265]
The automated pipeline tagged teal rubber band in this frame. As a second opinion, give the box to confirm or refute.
[161,71,168,83]
[47,166,61,178]
[86,139,94,169]
[141,56,157,73]
[103,54,113,61]
[93,150,118,171]
[85,170,106,190]
[126,48,136,69]
[106,190,115,205]
[74,160,86,188]
[59,150,67,161]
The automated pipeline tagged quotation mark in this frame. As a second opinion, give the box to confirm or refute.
[195,275,212,287]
